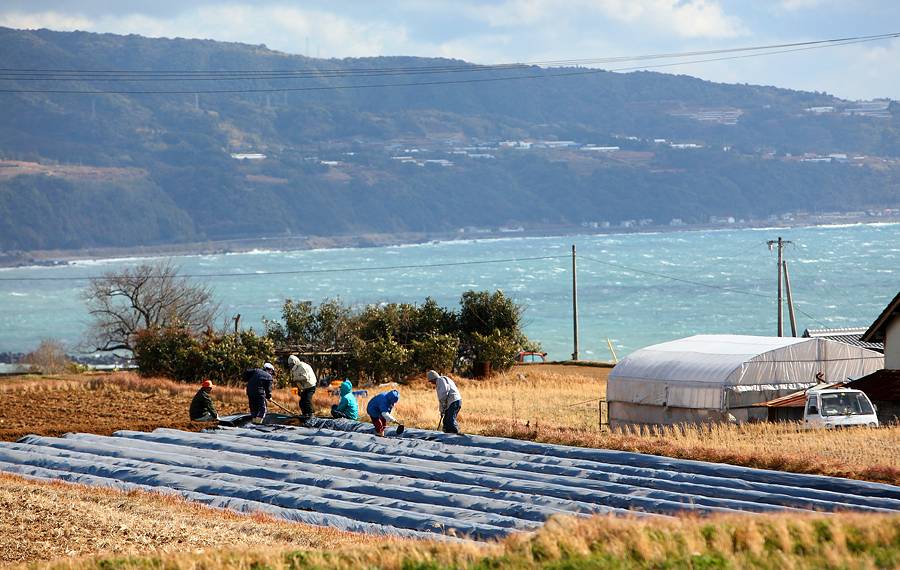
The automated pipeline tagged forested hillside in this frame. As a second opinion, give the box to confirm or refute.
[1,27,899,252]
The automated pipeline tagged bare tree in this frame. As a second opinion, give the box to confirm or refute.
[80,258,220,353]
[21,338,71,374]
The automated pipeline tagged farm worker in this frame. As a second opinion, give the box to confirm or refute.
[288,354,317,417]
[366,389,401,436]
[244,363,275,424]
[189,380,218,422]
[331,380,359,420]
[427,370,462,433]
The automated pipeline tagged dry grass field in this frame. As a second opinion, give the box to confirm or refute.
[3,365,900,569]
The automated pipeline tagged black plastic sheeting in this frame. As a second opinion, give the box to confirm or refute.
[1,418,899,541]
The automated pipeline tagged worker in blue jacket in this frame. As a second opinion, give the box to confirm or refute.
[331,380,359,420]
[366,389,400,436]
[244,363,275,424]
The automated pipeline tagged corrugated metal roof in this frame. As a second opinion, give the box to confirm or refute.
[802,327,884,352]
[846,369,900,400]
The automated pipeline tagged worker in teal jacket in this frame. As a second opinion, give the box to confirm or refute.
[331,380,359,420]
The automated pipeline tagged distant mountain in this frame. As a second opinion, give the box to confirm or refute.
[1,27,899,252]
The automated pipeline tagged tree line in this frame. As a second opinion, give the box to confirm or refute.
[82,259,538,385]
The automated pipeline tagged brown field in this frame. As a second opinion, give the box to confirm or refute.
[3,365,900,568]
[0,160,145,182]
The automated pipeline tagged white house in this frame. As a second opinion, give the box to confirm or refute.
[862,291,900,369]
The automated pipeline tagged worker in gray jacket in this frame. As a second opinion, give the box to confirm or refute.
[427,370,462,433]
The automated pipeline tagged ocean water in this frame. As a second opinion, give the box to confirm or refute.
[1,223,898,361]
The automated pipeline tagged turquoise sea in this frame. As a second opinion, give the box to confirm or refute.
[1,223,898,361]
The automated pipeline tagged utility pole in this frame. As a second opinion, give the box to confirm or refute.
[783,261,797,337]
[572,245,579,361]
[767,237,793,337]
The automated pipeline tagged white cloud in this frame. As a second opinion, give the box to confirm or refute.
[0,11,94,32]
[659,0,746,38]
[458,0,745,39]
[779,0,825,10]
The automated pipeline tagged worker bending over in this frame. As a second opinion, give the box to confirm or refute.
[244,363,275,424]
[366,389,400,436]
[190,380,219,422]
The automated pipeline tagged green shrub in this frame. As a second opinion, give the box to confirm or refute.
[266,298,353,350]
[353,336,410,384]
[134,327,274,385]
[469,329,520,373]
[410,334,459,374]
[133,326,199,380]
[266,290,531,383]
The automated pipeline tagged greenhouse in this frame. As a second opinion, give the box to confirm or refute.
[607,334,884,427]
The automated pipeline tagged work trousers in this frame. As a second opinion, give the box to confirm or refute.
[331,405,353,419]
[299,387,316,416]
[248,394,267,419]
[442,399,462,433]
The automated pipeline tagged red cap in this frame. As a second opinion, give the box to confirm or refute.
[201,380,216,388]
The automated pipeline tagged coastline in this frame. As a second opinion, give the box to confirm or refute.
[3,215,898,268]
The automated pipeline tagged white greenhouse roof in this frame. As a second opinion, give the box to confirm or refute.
[607,334,884,410]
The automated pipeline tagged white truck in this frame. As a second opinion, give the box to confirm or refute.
[803,388,879,429]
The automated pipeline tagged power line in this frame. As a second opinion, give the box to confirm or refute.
[578,254,773,299]
[2,33,894,80]
[0,32,895,94]
[0,255,568,281]
[575,241,771,304]
[781,244,870,322]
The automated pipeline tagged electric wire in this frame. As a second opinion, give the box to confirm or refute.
[578,254,773,299]
[1,247,780,304]
[761,244,833,329]
[1,32,894,80]
[0,32,895,94]
[0,255,569,281]
[780,244,870,322]
[563,240,771,310]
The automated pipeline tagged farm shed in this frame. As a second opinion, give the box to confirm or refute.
[607,334,883,428]
[845,369,900,425]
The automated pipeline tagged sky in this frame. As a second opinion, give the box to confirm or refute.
[0,0,898,101]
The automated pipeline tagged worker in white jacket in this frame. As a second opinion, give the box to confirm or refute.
[426,370,462,433]
[288,354,317,417]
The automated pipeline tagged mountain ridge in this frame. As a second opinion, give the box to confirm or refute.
[0,27,898,252]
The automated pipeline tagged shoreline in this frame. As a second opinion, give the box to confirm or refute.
[3,216,898,268]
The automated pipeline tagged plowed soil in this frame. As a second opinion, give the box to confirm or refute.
[0,374,383,566]
[0,381,252,442]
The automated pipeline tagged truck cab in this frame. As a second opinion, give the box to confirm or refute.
[803,389,878,429]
